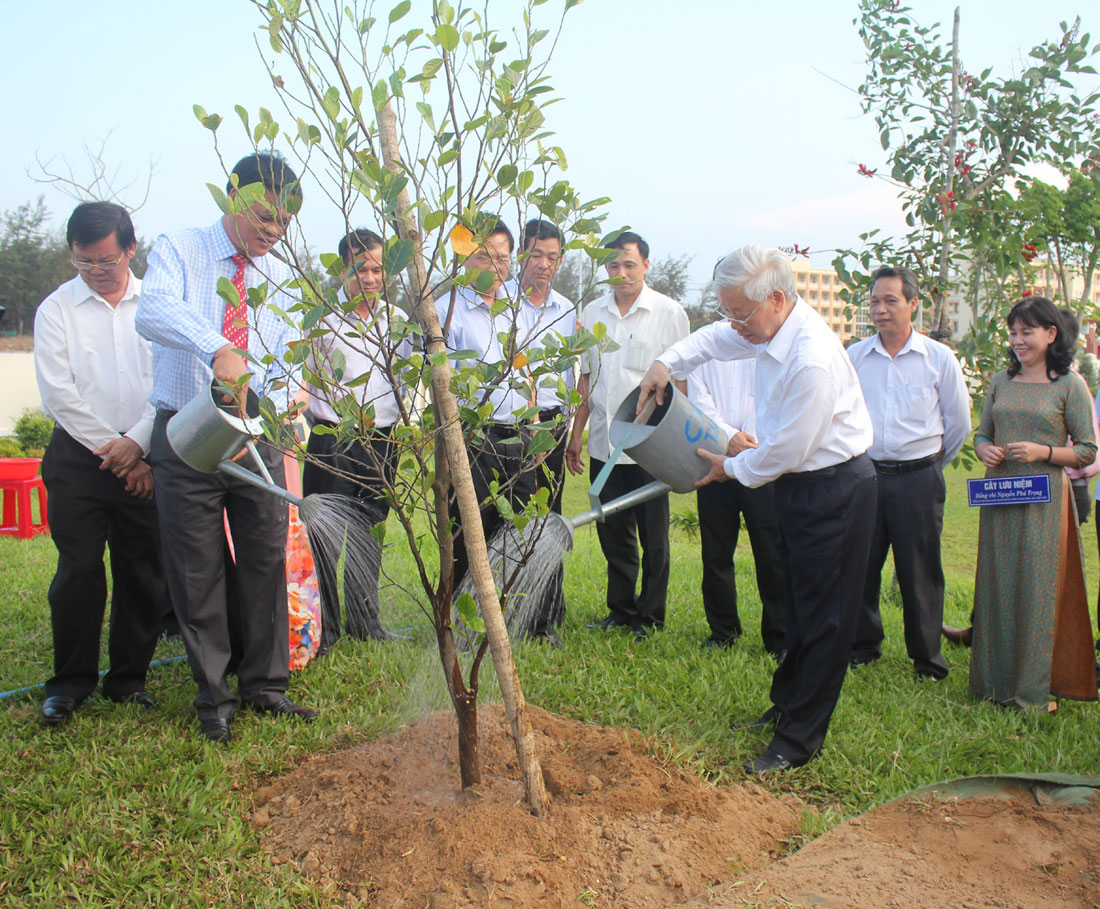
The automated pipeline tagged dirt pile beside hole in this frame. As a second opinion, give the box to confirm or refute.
[699,787,1100,908]
[251,704,803,907]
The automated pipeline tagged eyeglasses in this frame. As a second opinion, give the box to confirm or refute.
[714,299,763,327]
[71,251,128,273]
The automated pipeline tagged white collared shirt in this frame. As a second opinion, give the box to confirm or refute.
[305,290,409,428]
[847,328,971,463]
[436,282,531,422]
[579,285,690,463]
[687,357,757,441]
[658,299,872,488]
[506,279,577,410]
[34,272,156,454]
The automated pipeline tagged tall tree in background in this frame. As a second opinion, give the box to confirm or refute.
[0,198,73,334]
[835,0,1099,385]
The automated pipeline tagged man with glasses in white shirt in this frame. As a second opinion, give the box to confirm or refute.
[437,218,535,590]
[566,231,690,638]
[303,229,409,652]
[638,245,876,774]
[508,218,577,646]
[35,202,167,726]
[846,266,970,680]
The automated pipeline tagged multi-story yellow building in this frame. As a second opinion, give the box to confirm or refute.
[1027,263,1100,306]
[790,259,857,341]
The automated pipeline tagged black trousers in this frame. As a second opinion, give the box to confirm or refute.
[852,463,949,678]
[150,413,289,721]
[697,478,787,652]
[41,427,166,701]
[529,412,569,635]
[767,455,876,764]
[589,458,670,627]
[451,425,537,589]
[302,424,397,650]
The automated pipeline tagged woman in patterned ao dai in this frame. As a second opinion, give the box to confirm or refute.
[971,296,1097,710]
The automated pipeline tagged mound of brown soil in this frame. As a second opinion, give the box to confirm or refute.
[251,704,804,907]
[702,787,1100,908]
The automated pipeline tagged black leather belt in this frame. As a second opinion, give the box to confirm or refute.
[872,451,942,475]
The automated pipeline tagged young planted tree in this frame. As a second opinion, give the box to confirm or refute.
[834,0,1100,386]
[194,0,616,815]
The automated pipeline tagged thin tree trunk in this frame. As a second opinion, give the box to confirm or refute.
[934,7,961,333]
[377,101,548,817]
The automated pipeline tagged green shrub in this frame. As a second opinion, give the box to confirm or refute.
[13,409,54,452]
[0,437,24,458]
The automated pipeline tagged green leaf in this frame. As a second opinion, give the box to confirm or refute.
[436,23,460,51]
[496,164,517,187]
[388,0,411,23]
[455,593,485,634]
[205,183,231,215]
[216,276,240,309]
[383,238,414,275]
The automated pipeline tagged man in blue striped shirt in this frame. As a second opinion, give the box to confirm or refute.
[137,152,316,744]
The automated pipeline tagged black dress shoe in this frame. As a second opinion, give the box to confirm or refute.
[40,695,78,726]
[942,624,973,647]
[108,691,159,709]
[731,708,779,731]
[531,629,564,648]
[586,615,629,630]
[848,652,880,669]
[768,648,788,664]
[743,748,794,775]
[199,718,232,744]
[245,696,319,722]
[703,636,737,650]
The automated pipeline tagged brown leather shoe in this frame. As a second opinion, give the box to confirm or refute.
[941,624,972,647]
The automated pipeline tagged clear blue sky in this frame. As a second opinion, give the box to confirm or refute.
[2,0,1093,301]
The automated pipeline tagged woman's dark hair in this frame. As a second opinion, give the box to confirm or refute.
[1006,296,1072,379]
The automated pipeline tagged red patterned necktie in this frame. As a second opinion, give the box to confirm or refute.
[223,253,249,351]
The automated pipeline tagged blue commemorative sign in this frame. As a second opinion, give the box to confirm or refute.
[967,474,1051,507]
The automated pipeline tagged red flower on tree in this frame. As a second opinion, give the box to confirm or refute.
[858,163,877,178]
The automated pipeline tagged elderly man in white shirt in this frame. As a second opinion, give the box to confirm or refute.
[688,357,788,658]
[34,202,167,726]
[638,244,876,774]
[846,266,971,680]
[303,229,409,652]
[437,218,537,590]
[566,231,690,637]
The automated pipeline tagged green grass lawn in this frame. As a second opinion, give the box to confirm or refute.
[1,462,1098,905]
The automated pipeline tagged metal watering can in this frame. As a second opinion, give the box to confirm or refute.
[166,382,303,507]
[562,381,728,532]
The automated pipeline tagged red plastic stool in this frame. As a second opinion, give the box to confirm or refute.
[0,458,49,539]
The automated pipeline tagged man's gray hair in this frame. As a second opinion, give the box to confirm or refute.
[713,245,797,304]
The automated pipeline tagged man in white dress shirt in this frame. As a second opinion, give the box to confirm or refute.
[437,218,536,589]
[303,229,407,652]
[510,218,577,645]
[639,245,876,774]
[34,202,167,725]
[846,266,971,680]
[688,357,788,657]
[566,232,689,637]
